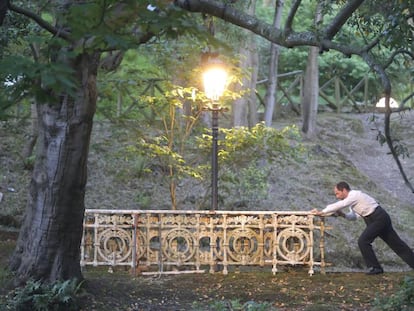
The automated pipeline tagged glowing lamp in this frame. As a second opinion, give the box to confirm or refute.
[202,64,227,101]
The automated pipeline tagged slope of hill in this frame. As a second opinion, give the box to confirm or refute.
[1,111,413,271]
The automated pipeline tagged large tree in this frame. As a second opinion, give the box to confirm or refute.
[1,0,413,284]
[1,0,201,283]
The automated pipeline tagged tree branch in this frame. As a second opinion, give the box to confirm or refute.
[383,49,414,69]
[323,0,365,40]
[361,52,414,192]
[383,96,414,192]
[401,92,414,108]
[284,0,301,35]
[9,1,155,53]
[8,1,72,41]
[175,0,414,193]
[175,0,320,47]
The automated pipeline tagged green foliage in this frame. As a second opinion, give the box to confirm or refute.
[62,1,207,49]
[0,52,78,109]
[372,276,414,311]
[355,1,414,50]
[120,83,206,207]
[6,279,83,311]
[1,0,216,121]
[131,136,203,181]
[96,35,212,121]
[131,124,284,207]
[222,165,269,204]
[197,123,304,206]
[23,154,36,171]
[344,0,414,100]
[203,123,304,167]
[0,4,35,59]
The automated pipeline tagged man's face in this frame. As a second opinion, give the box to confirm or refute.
[334,187,348,200]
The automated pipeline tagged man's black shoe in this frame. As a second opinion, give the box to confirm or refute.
[366,267,384,275]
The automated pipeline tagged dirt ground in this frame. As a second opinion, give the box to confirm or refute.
[80,266,411,311]
[330,111,414,207]
[0,230,411,311]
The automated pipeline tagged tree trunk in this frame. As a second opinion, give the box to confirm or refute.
[233,0,257,128]
[10,52,100,284]
[248,40,259,128]
[301,3,322,139]
[301,45,319,138]
[264,0,284,126]
[21,102,38,167]
[233,48,249,127]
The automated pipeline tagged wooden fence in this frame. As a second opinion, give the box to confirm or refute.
[257,72,373,113]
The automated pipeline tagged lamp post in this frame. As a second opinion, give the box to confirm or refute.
[203,62,228,211]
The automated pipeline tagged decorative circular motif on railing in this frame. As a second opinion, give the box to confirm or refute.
[162,228,196,262]
[211,232,224,260]
[276,227,310,262]
[97,228,132,263]
[263,231,274,257]
[135,231,146,259]
[226,228,261,263]
[81,211,327,274]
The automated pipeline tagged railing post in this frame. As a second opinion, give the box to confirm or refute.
[222,214,228,275]
[208,215,215,274]
[308,214,315,276]
[319,217,326,275]
[132,213,137,275]
[272,213,278,275]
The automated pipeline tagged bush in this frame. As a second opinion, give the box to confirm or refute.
[372,275,414,311]
[5,278,83,311]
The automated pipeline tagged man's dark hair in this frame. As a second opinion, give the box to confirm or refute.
[336,181,350,191]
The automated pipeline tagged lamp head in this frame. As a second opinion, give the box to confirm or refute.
[202,61,228,101]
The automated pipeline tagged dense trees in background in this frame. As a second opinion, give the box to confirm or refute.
[175,0,414,189]
[0,0,413,284]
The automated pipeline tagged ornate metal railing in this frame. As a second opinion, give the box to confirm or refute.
[81,210,329,275]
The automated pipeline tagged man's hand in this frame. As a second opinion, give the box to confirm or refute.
[311,209,345,218]
[333,210,346,218]
[311,208,324,216]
